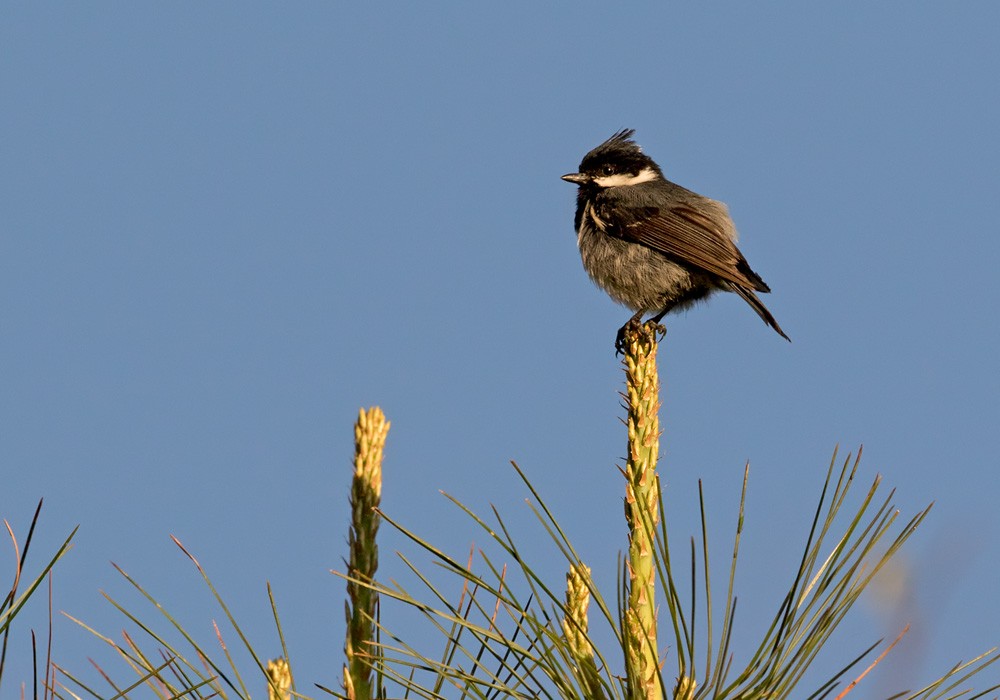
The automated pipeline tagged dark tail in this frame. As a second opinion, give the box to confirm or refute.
[732,285,791,342]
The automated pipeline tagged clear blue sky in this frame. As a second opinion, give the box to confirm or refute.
[3,3,999,696]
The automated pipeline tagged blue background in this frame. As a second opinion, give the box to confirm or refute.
[2,3,998,696]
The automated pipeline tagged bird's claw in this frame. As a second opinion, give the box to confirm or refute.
[615,318,665,355]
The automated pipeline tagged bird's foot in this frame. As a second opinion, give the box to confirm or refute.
[615,317,665,355]
[645,320,666,339]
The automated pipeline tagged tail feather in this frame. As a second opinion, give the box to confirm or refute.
[731,285,790,341]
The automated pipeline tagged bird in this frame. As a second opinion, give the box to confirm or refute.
[561,129,789,349]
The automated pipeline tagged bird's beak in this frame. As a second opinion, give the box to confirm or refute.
[561,172,589,185]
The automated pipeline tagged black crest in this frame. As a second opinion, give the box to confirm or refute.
[579,129,653,176]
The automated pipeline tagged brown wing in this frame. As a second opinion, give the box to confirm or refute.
[620,204,770,293]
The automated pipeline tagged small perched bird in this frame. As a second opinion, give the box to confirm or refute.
[562,129,789,347]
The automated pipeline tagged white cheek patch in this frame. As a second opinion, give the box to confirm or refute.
[591,167,659,188]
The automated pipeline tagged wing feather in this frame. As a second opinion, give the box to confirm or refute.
[619,204,770,292]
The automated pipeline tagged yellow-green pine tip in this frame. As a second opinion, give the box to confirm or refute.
[622,322,663,700]
[354,406,389,498]
[345,406,389,700]
[266,658,291,700]
[562,563,594,659]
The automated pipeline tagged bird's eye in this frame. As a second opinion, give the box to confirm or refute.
[601,165,615,176]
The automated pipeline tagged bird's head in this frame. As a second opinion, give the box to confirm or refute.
[561,129,662,189]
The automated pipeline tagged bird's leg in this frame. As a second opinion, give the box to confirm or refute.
[649,307,669,324]
[615,311,646,355]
